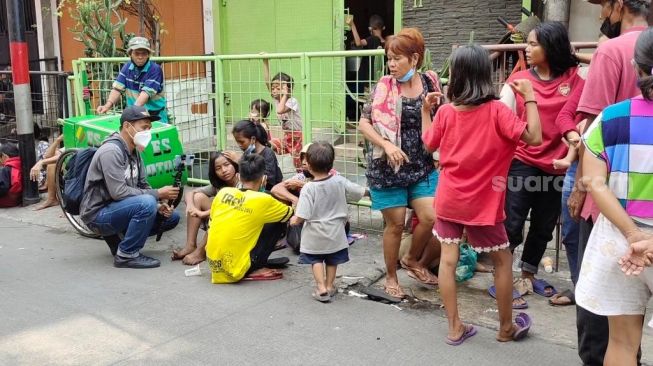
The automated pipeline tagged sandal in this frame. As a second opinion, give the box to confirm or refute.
[384,283,407,299]
[445,324,477,346]
[488,286,529,309]
[400,259,438,285]
[549,289,575,306]
[531,278,557,297]
[497,313,532,342]
[312,289,331,303]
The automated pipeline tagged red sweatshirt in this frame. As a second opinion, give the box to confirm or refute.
[507,67,584,175]
[0,156,22,207]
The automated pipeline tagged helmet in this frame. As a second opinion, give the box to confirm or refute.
[127,37,152,54]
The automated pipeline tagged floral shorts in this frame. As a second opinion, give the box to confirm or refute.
[434,218,510,253]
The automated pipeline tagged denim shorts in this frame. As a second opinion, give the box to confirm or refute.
[369,170,438,211]
[299,247,349,265]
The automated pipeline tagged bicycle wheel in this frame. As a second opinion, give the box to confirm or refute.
[54,149,101,238]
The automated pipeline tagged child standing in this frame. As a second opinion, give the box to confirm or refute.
[289,142,365,302]
[263,58,303,169]
[422,45,542,344]
[576,28,653,365]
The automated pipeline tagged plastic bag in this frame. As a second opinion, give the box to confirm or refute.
[455,243,478,283]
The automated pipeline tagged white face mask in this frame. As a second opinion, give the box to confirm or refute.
[129,124,152,152]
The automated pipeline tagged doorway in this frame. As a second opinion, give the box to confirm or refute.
[344,0,395,51]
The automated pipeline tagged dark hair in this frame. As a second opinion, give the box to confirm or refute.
[0,142,19,157]
[447,44,497,106]
[305,141,334,174]
[250,99,270,119]
[208,151,238,189]
[385,28,425,68]
[634,27,653,100]
[621,0,652,23]
[239,153,266,182]
[369,14,384,30]
[232,119,269,146]
[271,72,294,93]
[532,22,579,78]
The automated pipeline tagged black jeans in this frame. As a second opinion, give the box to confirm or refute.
[504,159,563,274]
[576,217,642,365]
[248,222,285,273]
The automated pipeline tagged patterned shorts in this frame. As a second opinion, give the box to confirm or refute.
[434,218,510,253]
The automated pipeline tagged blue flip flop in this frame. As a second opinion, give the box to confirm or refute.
[497,312,532,342]
[445,324,477,346]
[488,285,529,309]
[513,312,532,341]
[532,278,557,298]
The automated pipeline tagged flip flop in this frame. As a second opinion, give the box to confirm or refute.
[445,324,478,346]
[312,290,331,303]
[549,289,575,306]
[401,260,438,285]
[360,286,403,304]
[243,271,283,281]
[328,288,337,300]
[488,285,529,309]
[512,312,532,341]
[266,257,290,268]
[497,312,532,342]
[532,278,557,298]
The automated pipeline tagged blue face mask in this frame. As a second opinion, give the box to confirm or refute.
[397,68,415,83]
[243,140,256,155]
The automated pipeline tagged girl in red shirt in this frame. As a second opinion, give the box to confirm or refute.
[422,44,541,345]
[500,22,584,298]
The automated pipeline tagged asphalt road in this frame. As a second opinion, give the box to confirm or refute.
[0,217,585,365]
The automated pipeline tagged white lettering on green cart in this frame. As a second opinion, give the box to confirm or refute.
[151,138,172,156]
[145,159,175,177]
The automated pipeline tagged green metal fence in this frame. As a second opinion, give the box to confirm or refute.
[70,50,386,230]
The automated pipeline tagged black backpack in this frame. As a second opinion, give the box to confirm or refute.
[62,140,124,215]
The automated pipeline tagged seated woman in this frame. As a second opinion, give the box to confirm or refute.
[224,119,283,191]
[206,154,293,283]
[30,134,63,210]
[172,151,238,265]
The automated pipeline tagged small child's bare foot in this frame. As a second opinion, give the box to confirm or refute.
[553,159,571,170]
[171,245,195,261]
[182,248,206,265]
[33,200,58,211]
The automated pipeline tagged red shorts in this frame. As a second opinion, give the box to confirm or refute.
[434,218,509,253]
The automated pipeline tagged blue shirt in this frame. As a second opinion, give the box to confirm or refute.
[113,60,168,122]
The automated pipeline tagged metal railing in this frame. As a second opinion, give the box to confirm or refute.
[0,69,70,143]
[70,51,386,230]
[480,41,598,91]
[68,44,599,231]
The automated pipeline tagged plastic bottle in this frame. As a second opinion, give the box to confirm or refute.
[541,256,554,273]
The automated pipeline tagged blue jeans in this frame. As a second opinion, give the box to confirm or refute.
[88,195,180,257]
[561,161,579,284]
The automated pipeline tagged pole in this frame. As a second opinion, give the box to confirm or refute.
[544,0,571,28]
[7,0,39,206]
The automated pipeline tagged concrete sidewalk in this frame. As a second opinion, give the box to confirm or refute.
[0,203,651,365]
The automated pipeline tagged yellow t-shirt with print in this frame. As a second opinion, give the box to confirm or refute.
[206,187,293,283]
